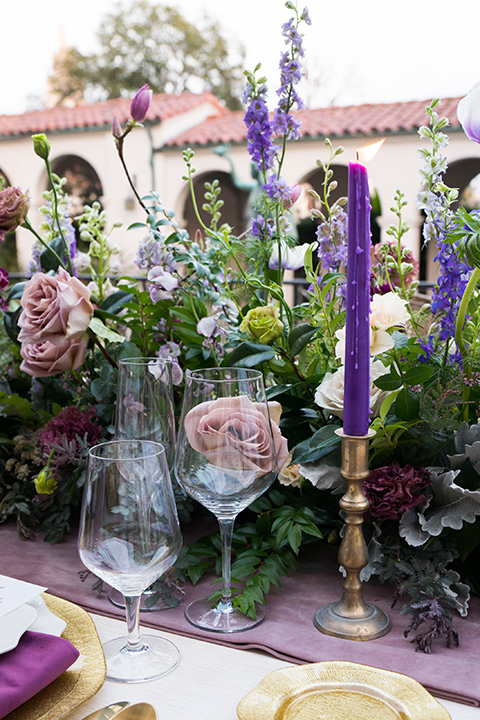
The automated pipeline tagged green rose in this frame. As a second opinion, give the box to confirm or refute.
[240,306,284,344]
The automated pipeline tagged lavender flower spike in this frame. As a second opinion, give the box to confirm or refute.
[130,84,153,123]
[457,81,480,144]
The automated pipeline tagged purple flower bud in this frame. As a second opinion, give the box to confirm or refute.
[112,116,122,138]
[130,84,153,123]
[290,184,302,206]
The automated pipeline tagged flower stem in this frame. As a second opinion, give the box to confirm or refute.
[455,266,480,418]
[21,217,67,271]
[45,162,74,275]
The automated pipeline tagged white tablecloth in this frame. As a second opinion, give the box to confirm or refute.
[63,613,479,720]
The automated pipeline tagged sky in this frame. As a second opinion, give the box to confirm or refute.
[2,0,480,116]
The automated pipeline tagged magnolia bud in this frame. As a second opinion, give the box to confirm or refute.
[130,84,153,123]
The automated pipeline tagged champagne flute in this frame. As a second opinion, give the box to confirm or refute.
[174,367,279,633]
[78,439,182,682]
[111,357,184,611]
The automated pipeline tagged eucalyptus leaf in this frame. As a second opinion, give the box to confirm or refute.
[89,317,126,344]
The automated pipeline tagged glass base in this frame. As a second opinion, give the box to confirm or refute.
[184,597,266,634]
[103,634,180,683]
[108,585,185,612]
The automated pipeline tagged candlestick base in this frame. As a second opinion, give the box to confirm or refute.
[313,428,392,642]
[314,600,391,641]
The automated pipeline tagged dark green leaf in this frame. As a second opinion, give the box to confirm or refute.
[403,366,434,385]
[374,374,403,391]
[395,388,420,421]
[225,342,276,368]
[288,324,318,358]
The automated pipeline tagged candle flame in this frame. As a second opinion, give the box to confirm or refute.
[356,138,385,163]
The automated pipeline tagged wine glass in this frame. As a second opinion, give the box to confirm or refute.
[115,357,175,464]
[78,439,182,682]
[174,367,279,633]
[111,357,184,612]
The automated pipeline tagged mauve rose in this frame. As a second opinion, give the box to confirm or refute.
[20,337,87,377]
[18,267,93,345]
[363,462,431,521]
[0,186,30,238]
[184,395,289,474]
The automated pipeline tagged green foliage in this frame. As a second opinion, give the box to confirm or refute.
[182,486,334,618]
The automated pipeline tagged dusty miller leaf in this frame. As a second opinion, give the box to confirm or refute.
[419,467,480,535]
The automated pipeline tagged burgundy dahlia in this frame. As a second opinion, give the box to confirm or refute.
[39,406,102,460]
[363,462,431,521]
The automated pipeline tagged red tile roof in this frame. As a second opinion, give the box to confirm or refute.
[0,91,227,138]
[164,97,462,148]
[0,93,462,146]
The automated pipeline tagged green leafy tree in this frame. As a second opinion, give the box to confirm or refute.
[49,0,246,110]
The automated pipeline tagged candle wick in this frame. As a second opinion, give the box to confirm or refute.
[356,150,360,161]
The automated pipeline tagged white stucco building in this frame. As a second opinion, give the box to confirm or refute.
[0,92,478,285]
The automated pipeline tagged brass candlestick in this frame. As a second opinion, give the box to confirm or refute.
[314,428,391,640]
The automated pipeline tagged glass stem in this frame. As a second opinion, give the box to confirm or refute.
[124,594,143,650]
[218,518,235,610]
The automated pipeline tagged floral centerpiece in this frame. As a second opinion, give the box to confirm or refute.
[1,0,480,651]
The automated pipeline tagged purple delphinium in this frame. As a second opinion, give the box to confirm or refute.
[316,207,348,272]
[251,214,276,241]
[264,175,293,205]
[271,9,310,141]
[242,82,276,172]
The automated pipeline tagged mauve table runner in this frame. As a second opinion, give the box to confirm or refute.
[1,521,479,706]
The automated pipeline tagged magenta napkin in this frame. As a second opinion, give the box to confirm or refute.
[0,630,79,718]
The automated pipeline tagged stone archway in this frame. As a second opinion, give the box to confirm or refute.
[49,155,103,216]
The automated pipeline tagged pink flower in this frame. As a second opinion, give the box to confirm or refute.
[20,336,87,377]
[363,462,431,521]
[18,268,93,346]
[0,186,30,239]
[39,406,102,459]
[147,266,178,302]
[130,84,153,123]
[184,395,289,474]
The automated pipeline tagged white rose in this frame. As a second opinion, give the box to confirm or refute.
[370,327,394,355]
[370,292,409,330]
[335,326,394,360]
[314,360,390,419]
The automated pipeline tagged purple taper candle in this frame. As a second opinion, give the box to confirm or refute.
[343,153,372,436]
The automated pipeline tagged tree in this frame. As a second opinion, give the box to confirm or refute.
[49,0,246,110]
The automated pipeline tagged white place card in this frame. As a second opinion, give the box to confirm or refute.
[0,575,47,619]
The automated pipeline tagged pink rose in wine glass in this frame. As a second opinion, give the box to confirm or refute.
[184,395,288,474]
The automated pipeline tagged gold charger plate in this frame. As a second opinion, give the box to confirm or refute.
[237,661,451,720]
[7,593,106,720]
